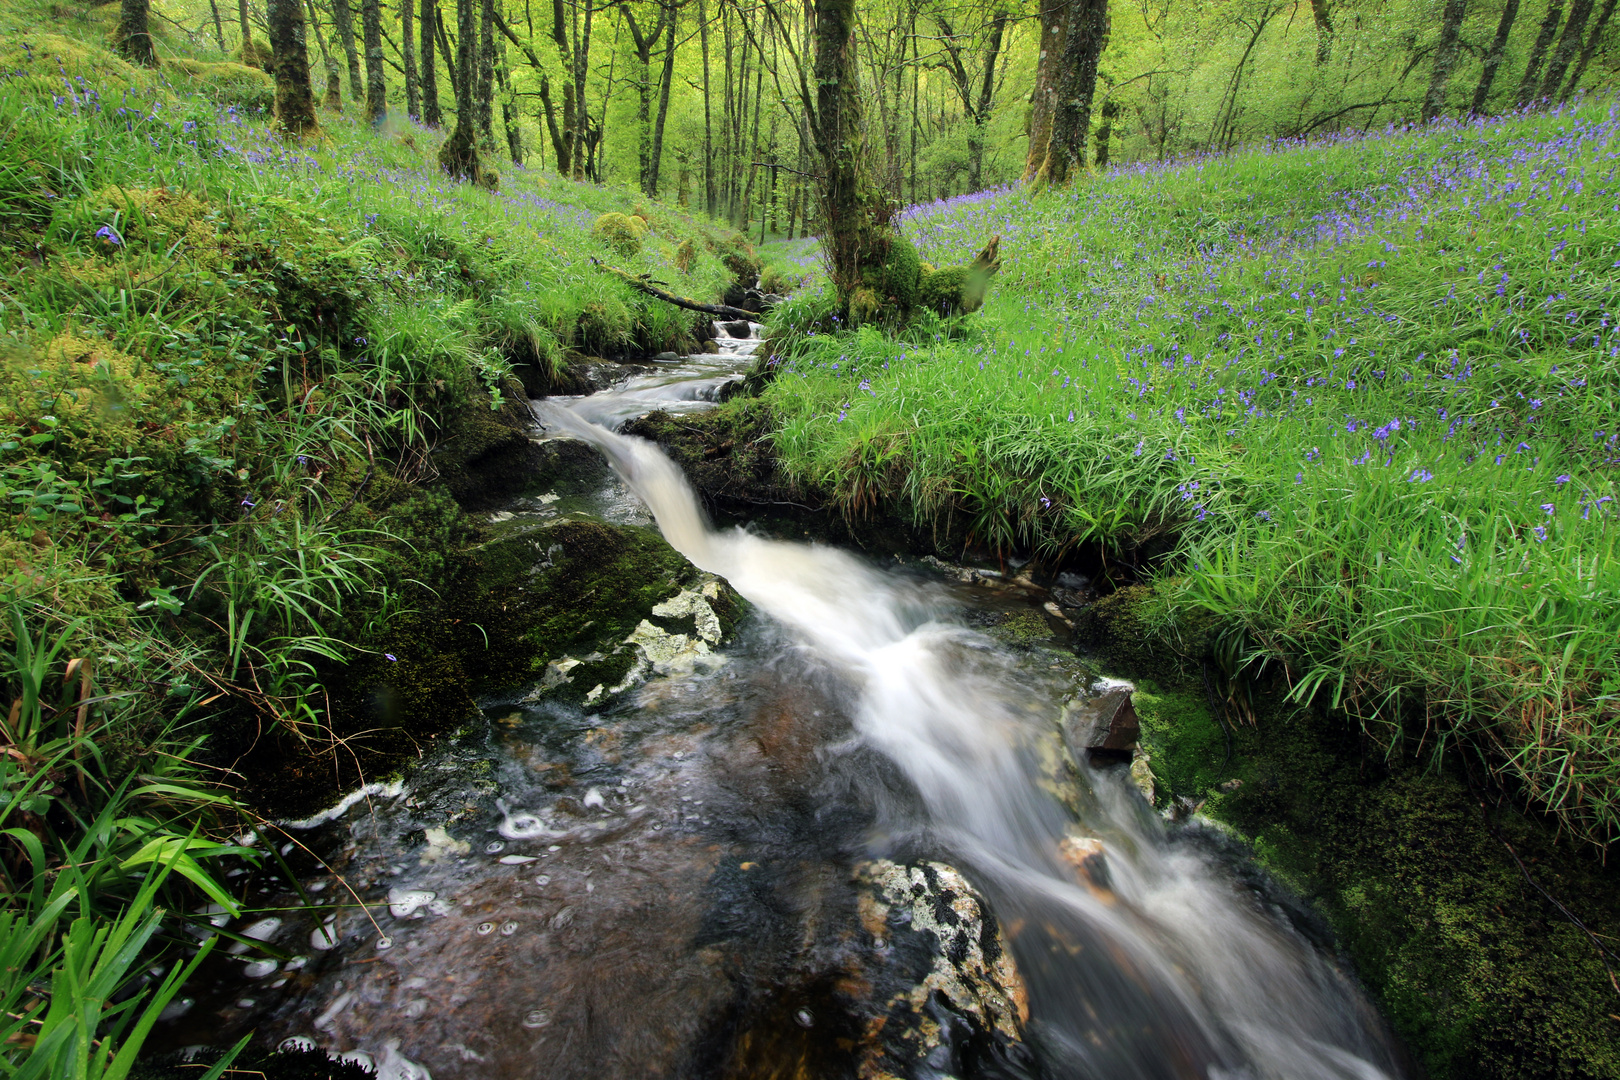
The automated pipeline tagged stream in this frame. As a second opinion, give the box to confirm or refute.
[160,323,1406,1079]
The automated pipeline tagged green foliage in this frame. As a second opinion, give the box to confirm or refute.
[592,211,647,257]
[763,98,1620,846]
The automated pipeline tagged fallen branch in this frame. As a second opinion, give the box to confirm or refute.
[591,259,758,321]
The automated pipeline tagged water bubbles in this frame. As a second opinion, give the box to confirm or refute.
[872,937,886,950]
[547,844,562,851]
[427,899,453,916]
[158,998,194,1021]
[534,875,551,886]
[242,959,278,978]
[522,1009,552,1029]
[498,855,537,865]
[278,1036,317,1053]
[496,797,555,839]
[794,1008,815,1028]
[402,998,428,1019]
[582,786,606,810]
[285,955,308,971]
[376,935,394,951]
[500,921,519,936]
[387,888,437,918]
[310,923,340,951]
[476,922,496,936]
[485,841,506,855]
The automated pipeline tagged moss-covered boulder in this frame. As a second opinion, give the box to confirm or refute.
[429,391,546,510]
[592,212,647,257]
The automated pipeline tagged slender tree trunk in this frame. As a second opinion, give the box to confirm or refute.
[115,0,159,66]
[240,0,268,66]
[967,9,1007,192]
[333,0,364,99]
[210,0,227,50]
[1517,0,1565,104]
[361,0,387,124]
[1564,0,1619,95]
[1023,0,1067,182]
[436,7,460,100]
[498,54,523,161]
[402,0,419,118]
[269,0,320,135]
[1541,0,1595,97]
[572,0,595,180]
[741,39,763,226]
[700,0,716,215]
[813,0,891,309]
[1310,0,1333,64]
[1472,0,1520,112]
[648,0,679,196]
[306,0,344,109]
[1095,96,1118,167]
[477,0,496,148]
[1035,0,1109,185]
[439,0,490,183]
[421,0,442,124]
[1422,0,1470,123]
[909,17,918,204]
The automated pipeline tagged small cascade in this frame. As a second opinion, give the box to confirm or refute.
[547,320,765,429]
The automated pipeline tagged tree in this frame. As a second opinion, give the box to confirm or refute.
[1472,0,1520,112]
[1310,0,1333,64]
[305,0,345,110]
[478,0,496,149]
[268,0,320,137]
[361,0,387,125]
[208,0,227,50]
[1028,0,1110,184]
[1541,0,1596,97]
[935,3,1010,193]
[647,0,681,196]
[439,0,494,186]
[623,0,675,195]
[114,0,159,67]
[1517,0,1565,104]
[1563,0,1619,96]
[1422,0,1470,123]
[403,0,420,119]
[421,0,443,125]
[240,0,269,67]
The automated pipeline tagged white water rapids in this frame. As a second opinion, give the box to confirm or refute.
[538,400,1405,1080]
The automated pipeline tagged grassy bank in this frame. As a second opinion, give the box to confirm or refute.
[760,99,1620,848]
[0,18,759,1070]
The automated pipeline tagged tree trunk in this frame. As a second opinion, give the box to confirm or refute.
[1422,0,1470,123]
[572,0,595,180]
[438,0,491,184]
[1517,0,1565,104]
[420,0,442,124]
[1472,0,1520,112]
[361,0,387,125]
[115,0,159,66]
[1564,0,1619,96]
[209,0,227,50]
[477,0,496,149]
[402,0,419,118]
[269,0,320,136]
[498,56,523,162]
[239,0,268,66]
[1310,0,1333,64]
[436,5,460,101]
[305,0,344,109]
[1541,0,1595,97]
[1095,96,1118,168]
[700,0,716,215]
[1023,0,1068,183]
[1033,0,1109,185]
[647,0,679,197]
[333,0,364,99]
[968,9,1007,192]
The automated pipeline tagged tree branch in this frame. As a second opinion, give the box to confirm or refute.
[591,259,758,320]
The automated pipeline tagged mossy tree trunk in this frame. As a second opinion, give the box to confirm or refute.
[438,0,491,185]
[477,0,496,150]
[208,0,227,50]
[1421,0,1470,123]
[1540,0,1595,99]
[361,0,387,126]
[420,0,442,125]
[1028,0,1109,186]
[402,0,419,119]
[332,0,363,101]
[115,0,159,67]
[1471,0,1520,112]
[268,0,320,137]
[1021,0,1066,184]
[648,0,679,197]
[1563,0,1618,98]
[1516,0,1564,105]
[305,0,344,111]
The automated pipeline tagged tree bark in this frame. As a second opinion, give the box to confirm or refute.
[1022,0,1068,183]
[1422,0,1470,123]
[269,0,320,136]
[624,3,670,195]
[1033,0,1109,185]
[1095,96,1118,167]
[498,50,523,161]
[209,0,227,50]
[333,0,364,99]
[239,0,269,66]
[439,0,492,184]
[403,0,420,118]
[1472,0,1520,112]
[115,0,159,67]
[700,0,716,215]
[648,0,679,197]
[1541,0,1595,97]
[305,0,345,109]
[1517,0,1565,104]
[420,0,442,124]
[1310,0,1333,63]
[361,0,387,125]
[436,5,460,100]
[573,0,595,180]
[477,0,496,149]
[1564,0,1618,96]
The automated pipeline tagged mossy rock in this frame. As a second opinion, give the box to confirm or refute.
[0,33,147,101]
[592,212,647,257]
[576,295,633,353]
[918,265,971,316]
[429,393,547,510]
[714,232,762,284]
[674,237,697,274]
[1072,584,1183,681]
[164,58,275,112]
[760,266,805,295]
[864,236,922,313]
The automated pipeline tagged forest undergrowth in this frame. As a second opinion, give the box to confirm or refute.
[763,96,1620,850]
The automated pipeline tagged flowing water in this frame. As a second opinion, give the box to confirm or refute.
[162,324,1405,1079]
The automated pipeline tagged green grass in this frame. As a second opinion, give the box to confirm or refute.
[760,99,1620,847]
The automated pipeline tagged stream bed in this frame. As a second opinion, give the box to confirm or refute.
[158,324,1406,1080]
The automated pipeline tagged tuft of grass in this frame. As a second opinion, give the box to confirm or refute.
[763,98,1620,847]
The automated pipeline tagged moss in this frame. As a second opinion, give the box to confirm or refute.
[1072,584,1185,681]
[760,266,805,295]
[1111,646,1620,1080]
[876,236,922,312]
[918,265,971,316]
[162,57,275,112]
[674,236,697,273]
[592,211,646,257]
[576,295,633,353]
[713,231,762,284]
[0,33,146,101]
[428,393,546,510]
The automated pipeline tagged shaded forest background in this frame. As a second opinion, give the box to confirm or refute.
[111,0,1619,234]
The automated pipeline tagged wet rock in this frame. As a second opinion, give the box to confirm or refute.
[1061,682,1141,764]
[654,351,682,362]
[702,340,721,354]
[722,319,753,338]
[851,860,1033,1079]
[431,391,549,511]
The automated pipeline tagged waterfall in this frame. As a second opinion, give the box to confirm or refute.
[536,402,1404,1080]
